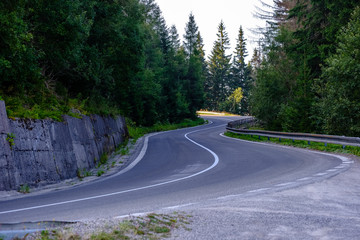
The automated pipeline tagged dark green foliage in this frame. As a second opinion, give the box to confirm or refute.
[249,0,360,136]
[0,0,42,96]
[205,20,232,111]
[0,0,205,127]
[230,26,252,115]
[318,7,360,136]
[181,13,205,118]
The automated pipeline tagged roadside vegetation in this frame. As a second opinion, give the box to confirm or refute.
[0,0,204,127]
[27,212,191,240]
[127,118,206,141]
[2,1,359,136]
[225,132,360,157]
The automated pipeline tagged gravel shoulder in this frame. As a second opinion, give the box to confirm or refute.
[22,154,360,240]
[168,155,360,240]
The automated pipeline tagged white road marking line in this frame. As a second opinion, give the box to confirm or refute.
[216,194,240,200]
[335,165,346,169]
[314,172,328,176]
[114,212,151,219]
[297,177,312,181]
[220,132,354,186]
[247,188,271,193]
[275,182,295,187]
[162,203,195,210]
[0,124,222,215]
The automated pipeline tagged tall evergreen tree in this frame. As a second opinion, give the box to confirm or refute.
[182,13,204,117]
[169,25,180,51]
[205,20,232,110]
[196,32,208,79]
[231,26,251,114]
[183,13,198,57]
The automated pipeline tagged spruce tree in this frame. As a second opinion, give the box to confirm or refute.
[231,26,248,91]
[183,13,199,57]
[169,25,180,51]
[231,26,251,115]
[183,13,204,117]
[205,20,232,110]
[196,32,208,78]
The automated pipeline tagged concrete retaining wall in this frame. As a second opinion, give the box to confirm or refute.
[0,101,128,191]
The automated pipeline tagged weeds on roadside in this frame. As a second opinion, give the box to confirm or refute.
[97,170,105,177]
[77,168,92,179]
[28,213,191,240]
[127,118,205,141]
[19,184,30,194]
[90,212,191,240]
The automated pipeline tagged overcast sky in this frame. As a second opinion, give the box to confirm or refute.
[155,0,272,62]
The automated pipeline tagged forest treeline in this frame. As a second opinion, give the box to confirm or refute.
[1,0,360,136]
[0,0,204,126]
[250,0,360,137]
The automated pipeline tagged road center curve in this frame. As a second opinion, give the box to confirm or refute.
[0,124,221,215]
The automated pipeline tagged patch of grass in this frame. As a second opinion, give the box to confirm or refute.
[127,118,205,141]
[97,169,105,177]
[225,132,360,157]
[35,229,80,240]
[19,184,30,194]
[89,212,191,240]
[115,139,130,157]
[29,213,191,240]
[91,230,130,240]
[77,168,92,179]
[100,153,108,165]
[6,133,15,149]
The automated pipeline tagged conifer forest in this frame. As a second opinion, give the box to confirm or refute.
[1,0,360,136]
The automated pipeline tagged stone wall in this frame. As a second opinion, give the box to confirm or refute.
[0,101,128,191]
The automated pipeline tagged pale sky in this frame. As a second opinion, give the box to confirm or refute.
[155,0,272,62]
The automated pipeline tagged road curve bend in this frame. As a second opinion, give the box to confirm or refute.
[0,116,351,224]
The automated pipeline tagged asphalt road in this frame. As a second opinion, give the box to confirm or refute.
[0,116,351,227]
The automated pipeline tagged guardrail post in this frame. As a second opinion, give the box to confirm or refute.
[308,141,311,145]
[267,137,270,141]
[325,143,327,147]
[279,138,281,142]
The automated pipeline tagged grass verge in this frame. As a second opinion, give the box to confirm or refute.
[225,132,360,157]
[128,118,206,141]
[30,212,191,240]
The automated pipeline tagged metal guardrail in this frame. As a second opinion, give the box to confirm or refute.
[226,120,360,147]
[227,117,256,128]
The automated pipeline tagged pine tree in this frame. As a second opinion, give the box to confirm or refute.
[231,26,251,114]
[169,25,180,51]
[205,20,232,110]
[183,13,204,117]
[183,13,199,57]
[231,26,248,91]
[196,32,208,77]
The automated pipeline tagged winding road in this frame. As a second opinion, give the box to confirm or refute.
[0,116,352,227]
